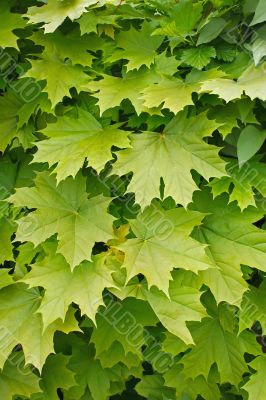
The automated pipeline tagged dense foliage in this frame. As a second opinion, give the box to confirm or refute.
[1,0,266,398]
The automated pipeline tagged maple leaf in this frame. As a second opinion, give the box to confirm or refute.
[0,3,26,49]
[0,90,24,152]
[154,51,181,77]
[243,356,266,399]
[112,111,226,207]
[92,341,140,370]
[238,280,266,333]
[31,30,94,66]
[10,172,114,269]
[108,22,163,71]
[200,63,266,102]
[78,10,119,35]
[33,108,130,181]
[0,283,79,370]
[210,159,266,210]
[25,51,89,107]
[162,332,189,356]
[22,244,117,328]
[153,0,202,38]
[192,188,266,305]
[135,374,174,400]
[181,317,247,385]
[0,352,40,400]
[26,0,99,33]
[67,340,111,400]
[0,270,15,290]
[87,69,160,114]
[181,46,216,70]
[143,270,207,344]
[140,78,199,114]
[37,354,76,400]
[116,204,210,294]
[164,364,220,400]
[91,297,157,358]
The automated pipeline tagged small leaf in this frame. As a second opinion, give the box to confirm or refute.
[237,125,266,167]
[250,0,266,26]
[197,17,227,45]
[181,46,216,69]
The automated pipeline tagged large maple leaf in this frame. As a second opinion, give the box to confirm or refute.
[10,172,114,269]
[112,111,227,208]
[0,283,79,370]
[26,0,99,33]
[87,69,160,115]
[33,108,130,181]
[181,317,248,385]
[200,63,266,102]
[116,203,210,294]
[107,22,163,71]
[25,51,89,107]
[140,77,199,114]
[31,30,94,66]
[23,244,117,328]
[143,270,207,344]
[192,189,266,305]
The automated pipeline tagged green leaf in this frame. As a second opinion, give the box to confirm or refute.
[210,159,266,210]
[108,22,163,71]
[67,340,111,400]
[197,17,227,45]
[192,189,266,305]
[38,354,76,400]
[250,0,266,25]
[201,63,266,102]
[0,352,40,400]
[0,283,79,370]
[78,10,119,35]
[90,298,154,358]
[113,111,226,207]
[144,270,207,343]
[87,69,159,114]
[10,172,114,269]
[162,332,189,356]
[251,37,266,66]
[140,77,199,113]
[239,280,266,333]
[33,108,130,181]
[3,1,266,398]
[181,46,216,69]
[135,374,174,400]
[0,3,26,49]
[0,218,14,264]
[117,204,210,295]
[25,51,89,107]
[154,0,202,38]
[243,355,266,398]
[26,0,99,33]
[182,317,247,385]
[0,90,23,152]
[237,125,266,167]
[23,246,116,328]
[164,364,220,400]
[31,30,94,66]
